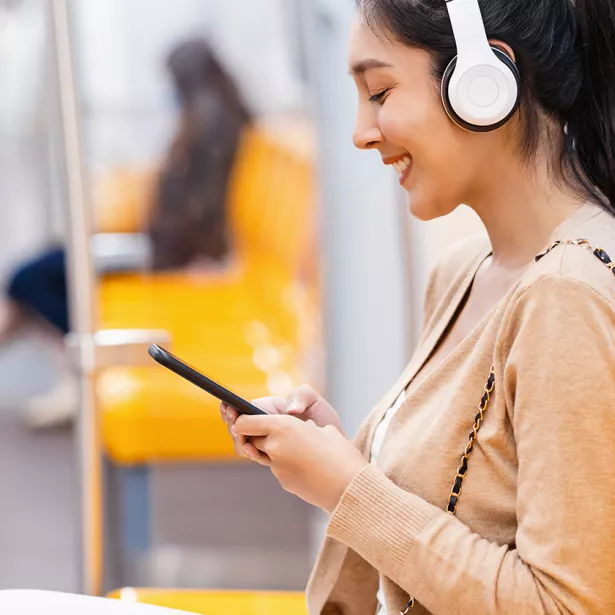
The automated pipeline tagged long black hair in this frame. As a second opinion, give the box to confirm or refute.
[149,39,252,270]
[356,0,615,216]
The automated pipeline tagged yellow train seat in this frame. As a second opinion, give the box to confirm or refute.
[108,589,307,615]
[93,165,158,234]
[97,120,321,464]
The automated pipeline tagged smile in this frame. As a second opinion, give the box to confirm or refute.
[392,155,412,186]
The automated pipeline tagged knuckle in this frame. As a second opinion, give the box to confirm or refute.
[265,439,279,456]
[279,418,294,435]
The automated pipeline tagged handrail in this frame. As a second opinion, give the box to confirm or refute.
[50,0,103,596]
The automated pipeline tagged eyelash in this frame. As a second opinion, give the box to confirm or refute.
[369,89,389,104]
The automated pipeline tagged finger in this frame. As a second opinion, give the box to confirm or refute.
[222,411,235,429]
[287,385,320,415]
[226,407,239,424]
[247,435,268,452]
[251,397,287,415]
[220,403,229,423]
[234,414,288,437]
[232,433,249,458]
[243,442,272,466]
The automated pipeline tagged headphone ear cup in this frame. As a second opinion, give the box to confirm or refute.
[441,56,464,128]
[441,46,520,132]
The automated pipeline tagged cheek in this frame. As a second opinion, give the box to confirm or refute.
[379,93,478,219]
[378,94,432,150]
[379,91,459,164]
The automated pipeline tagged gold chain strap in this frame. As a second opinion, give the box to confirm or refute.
[446,366,496,515]
[401,238,614,613]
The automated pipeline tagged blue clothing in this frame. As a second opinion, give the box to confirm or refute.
[7,248,69,334]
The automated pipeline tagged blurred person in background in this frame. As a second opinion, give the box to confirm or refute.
[222,0,615,613]
[0,38,251,428]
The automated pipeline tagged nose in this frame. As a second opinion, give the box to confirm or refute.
[353,106,383,151]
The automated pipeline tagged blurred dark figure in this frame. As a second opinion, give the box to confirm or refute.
[149,38,251,270]
[0,38,251,428]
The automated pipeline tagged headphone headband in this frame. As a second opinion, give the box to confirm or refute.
[445,0,493,62]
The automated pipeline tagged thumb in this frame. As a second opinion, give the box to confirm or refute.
[286,385,319,416]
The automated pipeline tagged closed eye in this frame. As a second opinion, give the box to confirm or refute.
[369,89,389,104]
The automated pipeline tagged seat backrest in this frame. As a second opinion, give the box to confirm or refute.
[227,119,316,276]
[93,166,158,234]
[92,119,317,278]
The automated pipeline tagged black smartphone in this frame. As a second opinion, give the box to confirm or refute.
[148,344,267,416]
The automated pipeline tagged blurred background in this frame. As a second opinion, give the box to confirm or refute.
[0,0,484,610]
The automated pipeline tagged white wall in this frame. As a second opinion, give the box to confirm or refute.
[71,0,304,168]
[0,0,46,134]
[0,0,55,281]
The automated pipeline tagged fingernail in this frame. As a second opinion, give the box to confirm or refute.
[221,405,227,414]
[230,426,237,436]
[288,399,302,412]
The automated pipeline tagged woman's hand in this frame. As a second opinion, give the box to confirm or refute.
[220,385,344,459]
[233,414,368,513]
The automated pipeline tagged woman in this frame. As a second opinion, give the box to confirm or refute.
[0,38,250,428]
[221,0,615,613]
[148,37,251,270]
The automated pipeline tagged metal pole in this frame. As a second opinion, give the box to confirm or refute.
[50,0,103,596]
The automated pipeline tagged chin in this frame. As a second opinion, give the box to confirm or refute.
[407,191,458,222]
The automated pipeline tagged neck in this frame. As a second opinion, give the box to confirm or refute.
[467,149,585,269]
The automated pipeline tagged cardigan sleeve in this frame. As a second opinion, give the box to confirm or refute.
[326,275,615,614]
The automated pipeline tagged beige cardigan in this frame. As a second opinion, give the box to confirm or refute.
[306,203,615,615]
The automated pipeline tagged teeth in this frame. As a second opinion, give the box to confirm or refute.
[392,156,411,177]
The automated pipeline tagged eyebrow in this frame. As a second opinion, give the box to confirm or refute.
[350,59,393,76]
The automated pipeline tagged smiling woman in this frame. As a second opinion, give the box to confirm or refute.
[221,0,615,614]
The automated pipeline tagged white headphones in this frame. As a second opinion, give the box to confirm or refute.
[442,0,520,132]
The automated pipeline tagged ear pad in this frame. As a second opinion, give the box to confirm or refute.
[441,47,520,132]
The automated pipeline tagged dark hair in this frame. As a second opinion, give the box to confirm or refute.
[167,38,248,113]
[149,39,252,270]
[356,0,615,217]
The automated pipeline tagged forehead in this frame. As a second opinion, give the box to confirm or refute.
[348,14,396,65]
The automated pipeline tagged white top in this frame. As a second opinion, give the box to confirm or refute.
[370,389,407,615]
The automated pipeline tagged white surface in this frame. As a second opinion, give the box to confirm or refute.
[0,591,193,614]
[446,0,491,59]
